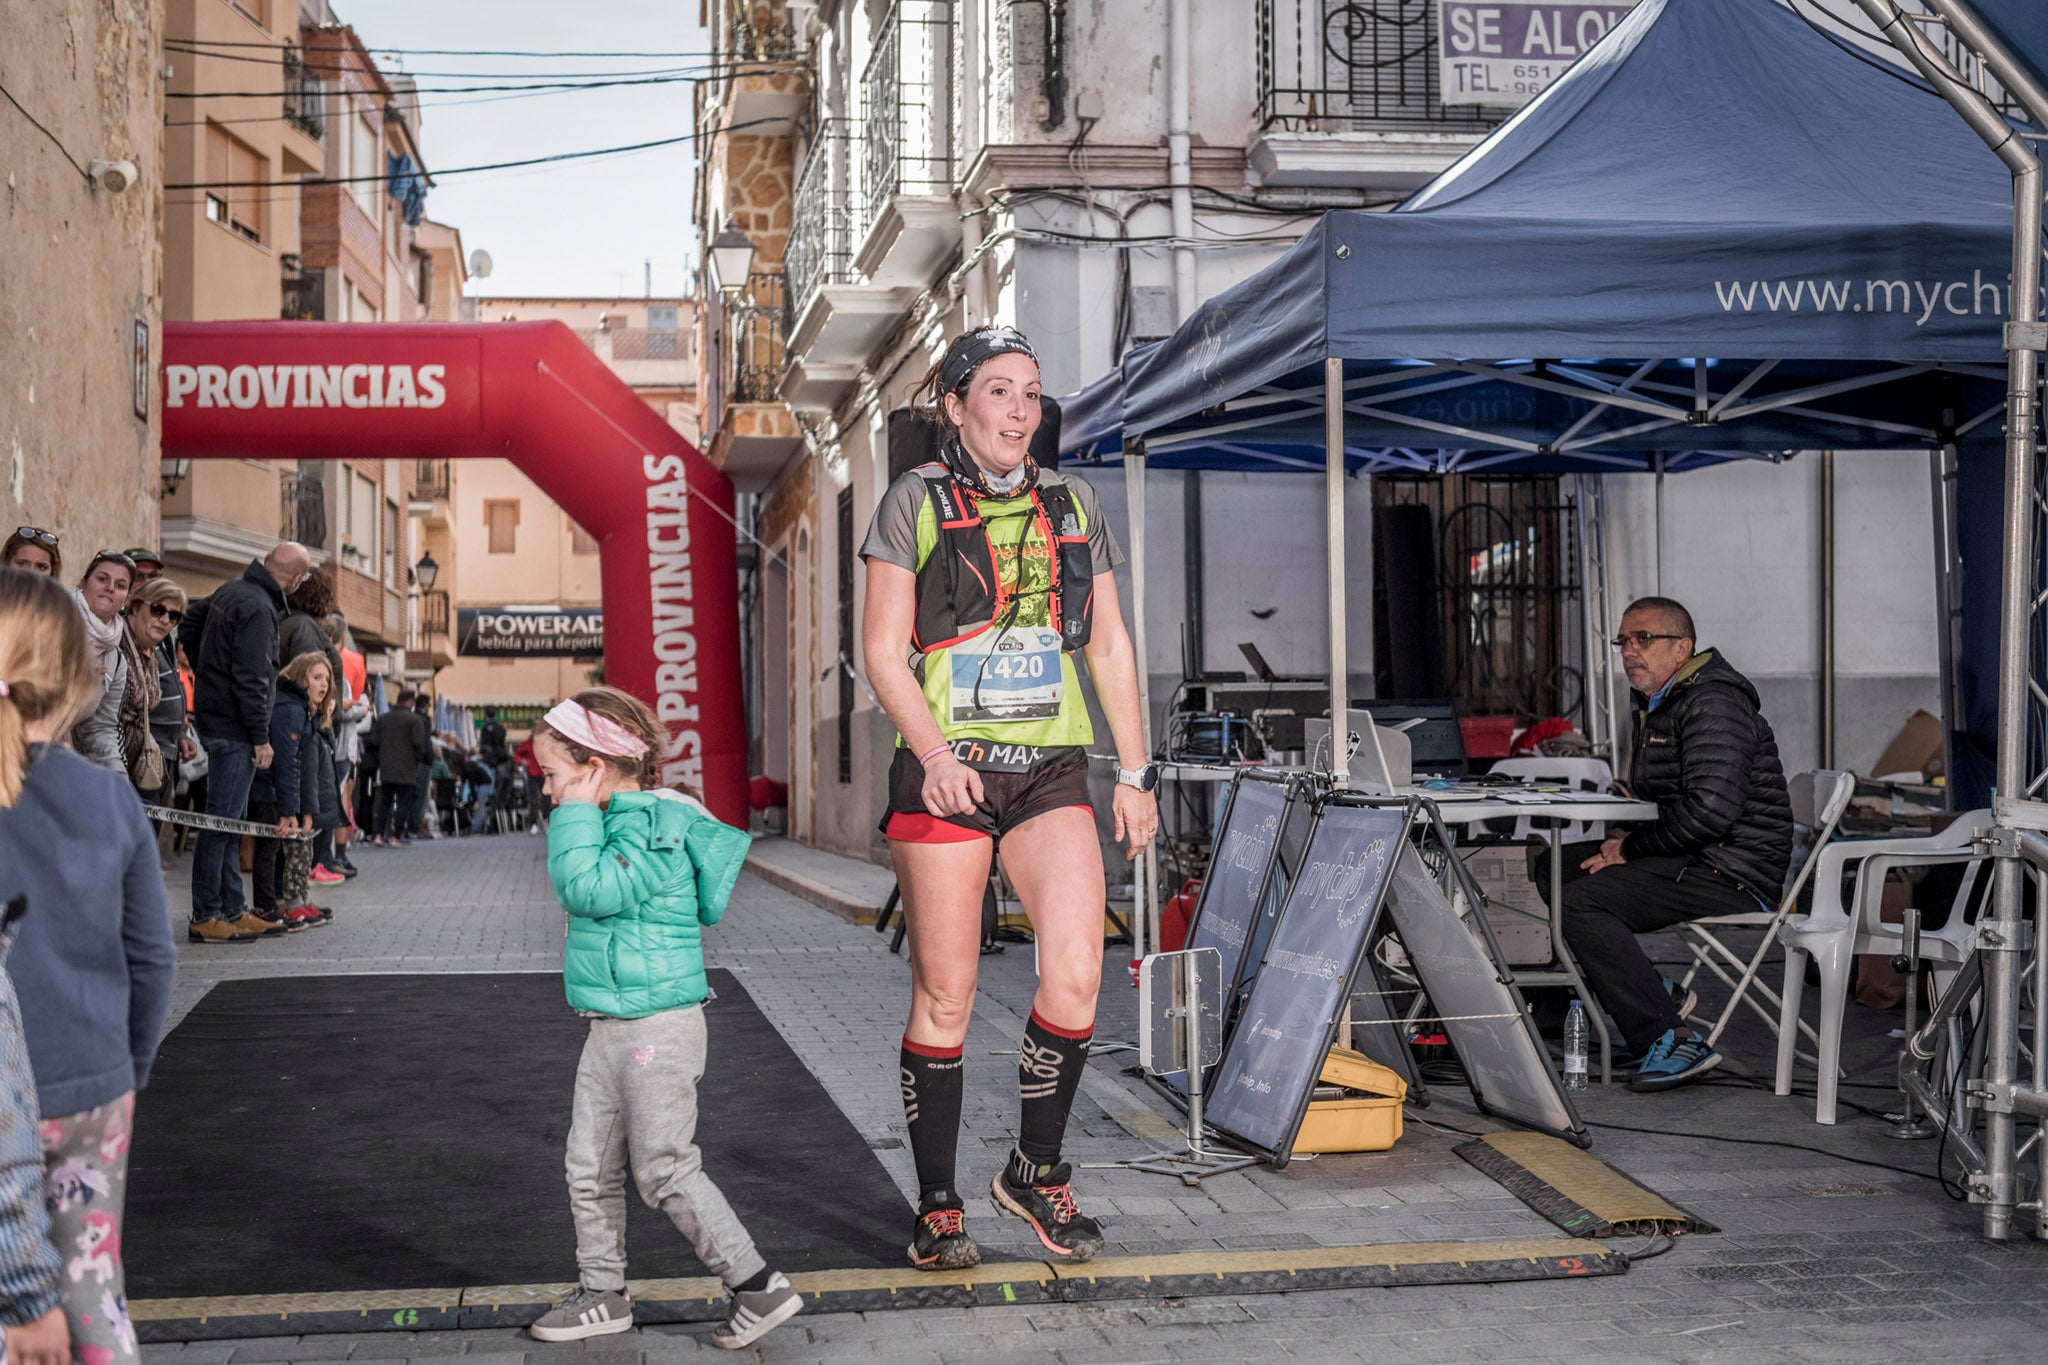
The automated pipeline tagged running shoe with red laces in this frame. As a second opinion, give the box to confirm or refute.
[990,1160,1104,1261]
[281,904,329,929]
[906,1204,980,1271]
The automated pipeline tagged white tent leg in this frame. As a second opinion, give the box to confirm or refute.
[1326,356,1349,786]
[1124,442,1153,958]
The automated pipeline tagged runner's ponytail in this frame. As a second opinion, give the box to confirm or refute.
[0,569,97,808]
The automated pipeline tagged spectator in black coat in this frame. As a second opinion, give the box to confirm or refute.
[371,689,428,846]
[1546,596,1792,1094]
[180,543,310,939]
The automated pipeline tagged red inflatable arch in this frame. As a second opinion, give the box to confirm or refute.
[161,321,745,825]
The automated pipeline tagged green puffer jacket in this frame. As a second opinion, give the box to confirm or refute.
[547,789,752,1018]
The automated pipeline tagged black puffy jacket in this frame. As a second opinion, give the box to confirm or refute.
[1620,648,1793,901]
[186,560,286,746]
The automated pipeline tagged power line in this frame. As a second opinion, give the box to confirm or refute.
[163,39,726,58]
[0,77,93,181]
[167,72,708,99]
[163,42,711,80]
[161,79,650,129]
[165,117,775,193]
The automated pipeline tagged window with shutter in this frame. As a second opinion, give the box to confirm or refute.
[486,500,520,554]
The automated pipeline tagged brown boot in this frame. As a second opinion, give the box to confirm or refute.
[187,918,257,943]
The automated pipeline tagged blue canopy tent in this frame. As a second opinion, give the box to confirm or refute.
[1058,0,2027,818]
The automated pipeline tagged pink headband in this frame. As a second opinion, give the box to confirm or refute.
[542,700,649,760]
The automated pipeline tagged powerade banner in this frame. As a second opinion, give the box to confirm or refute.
[457,607,604,658]
[1438,3,1641,106]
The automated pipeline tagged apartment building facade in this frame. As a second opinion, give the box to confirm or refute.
[432,297,700,723]
[696,0,1514,858]
[0,0,164,557]
[159,0,460,694]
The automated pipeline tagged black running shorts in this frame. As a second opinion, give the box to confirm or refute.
[881,745,1094,843]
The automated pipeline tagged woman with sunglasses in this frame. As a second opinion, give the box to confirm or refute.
[125,578,192,810]
[3,526,61,577]
[67,551,136,774]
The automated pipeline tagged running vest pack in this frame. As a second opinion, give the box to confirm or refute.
[909,465,1095,657]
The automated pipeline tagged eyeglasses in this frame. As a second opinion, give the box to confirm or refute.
[146,602,184,624]
[12,527,58,547]
[1610,631,1687,652]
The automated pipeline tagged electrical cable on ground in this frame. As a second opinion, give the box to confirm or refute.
[1583,1117,1944,1184]
[0,78,93,181]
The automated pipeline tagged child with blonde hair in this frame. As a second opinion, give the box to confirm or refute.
[0,568,176,1365]
[526,687,799,1351]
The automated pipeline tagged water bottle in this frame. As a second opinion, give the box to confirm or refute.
[1562,999,1590,1091]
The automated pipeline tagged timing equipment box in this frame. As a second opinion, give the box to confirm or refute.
[1456,844,1554,967]
[1295,1047,1406,1154]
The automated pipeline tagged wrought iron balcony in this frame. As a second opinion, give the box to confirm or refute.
[728,271,787,405]
[786,118,860,328]
[411,459,451,502]
[1257,0,1497,133]
[282,47,324,141]
[280,469,328,550]
[281,263,324,321]
[861,0,953,222]
[728,10,802,63]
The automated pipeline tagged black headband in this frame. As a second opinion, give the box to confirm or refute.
[939,325,1039,396]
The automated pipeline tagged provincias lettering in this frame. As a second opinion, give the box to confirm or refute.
[164,363,449,409]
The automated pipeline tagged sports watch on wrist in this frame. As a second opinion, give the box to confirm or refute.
[1115,762,1161,793]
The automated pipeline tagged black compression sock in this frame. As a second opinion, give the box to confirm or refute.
[1012,1010,1094,1179]
[900,1037,965,1209]
[733,1267,774,1293]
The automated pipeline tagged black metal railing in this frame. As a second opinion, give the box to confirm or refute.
[1257,0,1497,133]
[416,589,450,638]
[786,118,859,325]
[283,47,325,141]
[281,264,324,320]
[729,271,787,404]
[862,0,952,226]
[280,469,328,550]
[412,459,451,502]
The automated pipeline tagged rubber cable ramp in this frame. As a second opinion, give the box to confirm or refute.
[133,1238,1628,1339]
[1455,1131,1719,1237]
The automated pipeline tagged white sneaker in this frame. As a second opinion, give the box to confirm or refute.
[528,1285,632,1341]
[712,1272,801,1350]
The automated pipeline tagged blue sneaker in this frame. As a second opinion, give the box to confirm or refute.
[1628,1029,1721,1092]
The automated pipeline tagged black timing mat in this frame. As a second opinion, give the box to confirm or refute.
[125,971,907,1297]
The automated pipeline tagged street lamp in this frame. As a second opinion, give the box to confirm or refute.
[705,218,757,296]
[415,550,438,591]
[160,458,191,498]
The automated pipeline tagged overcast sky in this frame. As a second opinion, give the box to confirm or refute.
[335,0,707,299]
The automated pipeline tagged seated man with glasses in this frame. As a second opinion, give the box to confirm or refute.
[1549,595,1793,1092]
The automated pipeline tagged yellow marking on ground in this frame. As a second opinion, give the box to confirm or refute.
[130,1289,464,1321]
[1046,1238,1614,1283]
[1109,1108,1184,1141]
[129,1238,1616,1325]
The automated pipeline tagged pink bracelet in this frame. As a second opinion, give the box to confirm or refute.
[916,743,952,767]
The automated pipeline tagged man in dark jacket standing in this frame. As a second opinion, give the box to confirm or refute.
[371,690,429,846]
[185,542,311,939]
[1558,596,1792,1093]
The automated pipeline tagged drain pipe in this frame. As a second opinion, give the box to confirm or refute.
[1854,0,2045,1243]
[1167,0,1196,321]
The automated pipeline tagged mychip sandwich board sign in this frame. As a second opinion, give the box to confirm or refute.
[1382,803,1588,1146]
[1203,796,1410,1166]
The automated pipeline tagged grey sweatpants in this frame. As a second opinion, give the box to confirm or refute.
[566,1004,766,1292]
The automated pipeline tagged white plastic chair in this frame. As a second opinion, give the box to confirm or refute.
[1775,809,1995,1124]
[1486,756,1615,842]
[1675,770,1855,1054]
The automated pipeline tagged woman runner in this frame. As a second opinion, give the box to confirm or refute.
[859,325,1159,1270]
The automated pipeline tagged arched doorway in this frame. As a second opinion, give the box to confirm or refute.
[161,320,745,824]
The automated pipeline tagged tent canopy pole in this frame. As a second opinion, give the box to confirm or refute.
[1326,356,1349,787]
[1124,438,1155,958]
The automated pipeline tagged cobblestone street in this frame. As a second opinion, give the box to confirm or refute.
[138,832,2048,1363]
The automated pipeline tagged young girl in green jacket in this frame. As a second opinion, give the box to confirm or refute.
[527,687,799,1352]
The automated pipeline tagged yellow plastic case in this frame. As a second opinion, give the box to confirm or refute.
[1292,1046,1408,1154]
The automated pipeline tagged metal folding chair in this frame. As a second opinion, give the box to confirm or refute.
[1675,769,1855,1052]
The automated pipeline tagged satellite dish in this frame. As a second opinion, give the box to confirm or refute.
[469,249,493,279]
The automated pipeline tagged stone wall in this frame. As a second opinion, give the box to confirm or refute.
[0,0,164,558]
